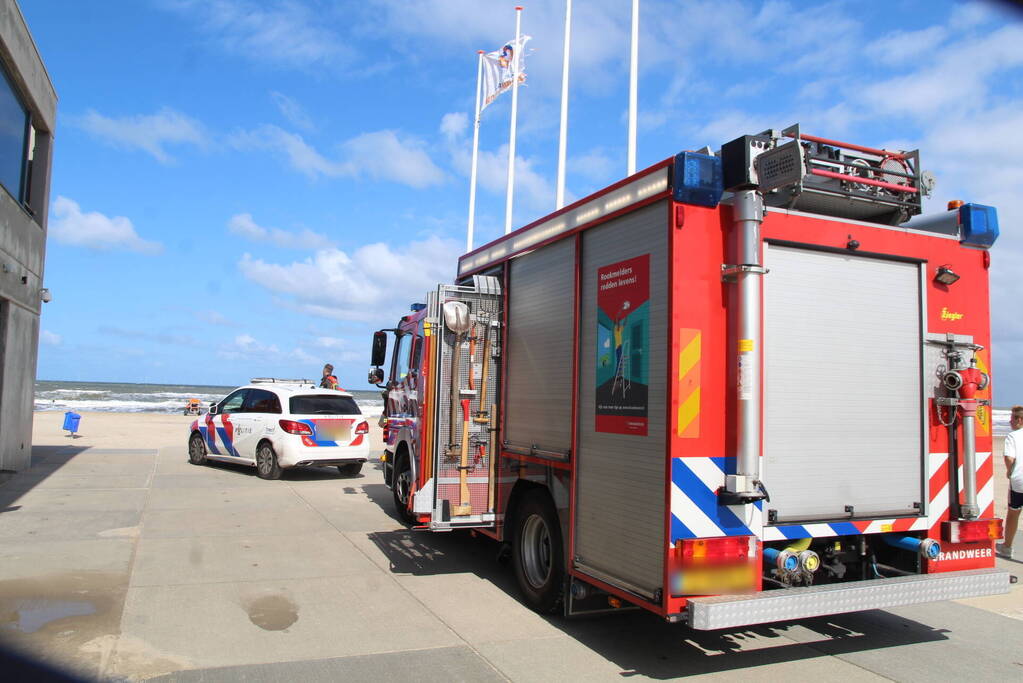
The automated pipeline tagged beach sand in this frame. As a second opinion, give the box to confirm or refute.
[31,411,386,459]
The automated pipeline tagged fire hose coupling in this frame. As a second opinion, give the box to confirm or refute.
[882,534,941,560]
[763,547,800,574]
[798,550,821,573]
[942,366,989,397]
[780,538,821,574]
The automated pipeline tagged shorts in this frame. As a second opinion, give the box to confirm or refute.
[1010,489,1023,511]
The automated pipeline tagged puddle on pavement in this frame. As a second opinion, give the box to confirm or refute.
[0,572,125,677]
[4,598,97,633]
[244,594,299,631]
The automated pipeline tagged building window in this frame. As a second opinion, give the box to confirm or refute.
[0,59,28,204]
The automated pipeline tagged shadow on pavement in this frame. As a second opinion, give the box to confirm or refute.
[366,512,953,679]
[0,446,94,511]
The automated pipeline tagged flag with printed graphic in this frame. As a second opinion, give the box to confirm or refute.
[481,35,531,111]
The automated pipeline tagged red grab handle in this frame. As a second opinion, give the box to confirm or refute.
[461,399,471,421]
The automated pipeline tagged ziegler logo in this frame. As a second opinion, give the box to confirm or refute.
[941,307,964,321]
[936,548,992,561]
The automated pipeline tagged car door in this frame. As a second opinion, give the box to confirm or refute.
[237,389,281,458]
[212,389,249,459]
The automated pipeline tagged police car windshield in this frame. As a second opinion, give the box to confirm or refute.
[289,395,361,415]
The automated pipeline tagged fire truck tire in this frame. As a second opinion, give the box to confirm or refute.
[255,441,282,480]
[512,490,564,614]
[188,432,207,466]
[391,452,416,525]
[336,463,363,477]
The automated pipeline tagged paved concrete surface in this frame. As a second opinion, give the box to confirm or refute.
[2,418,1023,680]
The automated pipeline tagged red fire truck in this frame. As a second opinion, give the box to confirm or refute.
[370,124,1010,628]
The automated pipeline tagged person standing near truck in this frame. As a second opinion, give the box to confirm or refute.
[997,405,1023,559]
[320,363,341,390]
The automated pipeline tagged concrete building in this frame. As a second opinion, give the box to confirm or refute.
[0,0,55,472]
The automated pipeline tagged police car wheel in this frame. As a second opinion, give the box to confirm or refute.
[336,463,363,477]
[255,442,282,480]
[188,433,207,466]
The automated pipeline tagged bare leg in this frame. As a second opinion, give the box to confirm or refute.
[1005,507,1021,549]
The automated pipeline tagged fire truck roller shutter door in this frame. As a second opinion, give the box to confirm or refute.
[575,200,669,600]
[763,245,924,522]
[505,237,575,455]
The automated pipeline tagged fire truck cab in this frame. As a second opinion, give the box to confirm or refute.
[371,124,1010,628]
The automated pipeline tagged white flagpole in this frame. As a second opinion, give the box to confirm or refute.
[556,0,572,210]
[627,0,639,176]
[504,6,523,235]
[467,50,484,253]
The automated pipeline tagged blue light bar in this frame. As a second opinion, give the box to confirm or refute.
[959,203,999,248]
[672,152,723,208]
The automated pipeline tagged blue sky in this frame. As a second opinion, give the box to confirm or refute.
[22,0,1023,402]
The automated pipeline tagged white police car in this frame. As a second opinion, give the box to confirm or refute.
[187,379,370,479]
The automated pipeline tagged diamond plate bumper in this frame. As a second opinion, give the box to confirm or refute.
[685,568,1010,630]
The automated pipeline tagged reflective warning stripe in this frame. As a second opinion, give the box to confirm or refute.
[677,329,701,438]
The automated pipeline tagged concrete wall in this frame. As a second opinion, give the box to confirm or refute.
[0,0,55,472]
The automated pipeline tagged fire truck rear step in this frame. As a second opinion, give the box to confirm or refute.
[682,568,1009,630]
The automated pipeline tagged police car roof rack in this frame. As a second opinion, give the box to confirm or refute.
[250,377,317,386]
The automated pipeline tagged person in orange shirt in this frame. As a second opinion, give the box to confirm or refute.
[319,363,341,390]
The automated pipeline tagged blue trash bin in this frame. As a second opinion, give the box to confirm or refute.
[63,411,81,435]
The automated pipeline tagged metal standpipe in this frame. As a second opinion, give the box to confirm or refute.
[960,406,980,519]
[724,190,768,502]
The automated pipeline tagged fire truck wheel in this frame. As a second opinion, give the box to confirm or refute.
[336,463,363,477]
[391,453,415,525]
[255,442,282,480]
[188,432,207,466]
[513,490,564,614]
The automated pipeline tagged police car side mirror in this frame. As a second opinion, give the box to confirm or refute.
[208,402,219,415]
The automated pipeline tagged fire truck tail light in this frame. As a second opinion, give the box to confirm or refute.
[678,536,756,566]
[279,419,313,436]
[943,519,1003,544]
[355,421,370,435]
[959,203,999,248]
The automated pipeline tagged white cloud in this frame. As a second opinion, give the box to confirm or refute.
[313,336,347,349]
[195,310,237,327]
[49,197,163,254]
[270,91,314,131]
[440,112,468,141]
[76,108,205,163]
[237,235,461,322]
[160,0,352,68]
[866,25,949,64]
[859,24,1023,119]
[231,125,445,188]
[441,116,554,214]
[344,130,447,188]
[569,148,615,183]
[215,331,322,369]
[228,213,333,250]
[40,330,61,346]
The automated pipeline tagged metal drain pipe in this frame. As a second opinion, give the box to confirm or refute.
[723,190,768,503]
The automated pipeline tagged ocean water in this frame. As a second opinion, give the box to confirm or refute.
[35,380,384,417]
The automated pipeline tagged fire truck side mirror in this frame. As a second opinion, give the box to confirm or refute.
[371,330,388,368]
[368,367,384,385]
